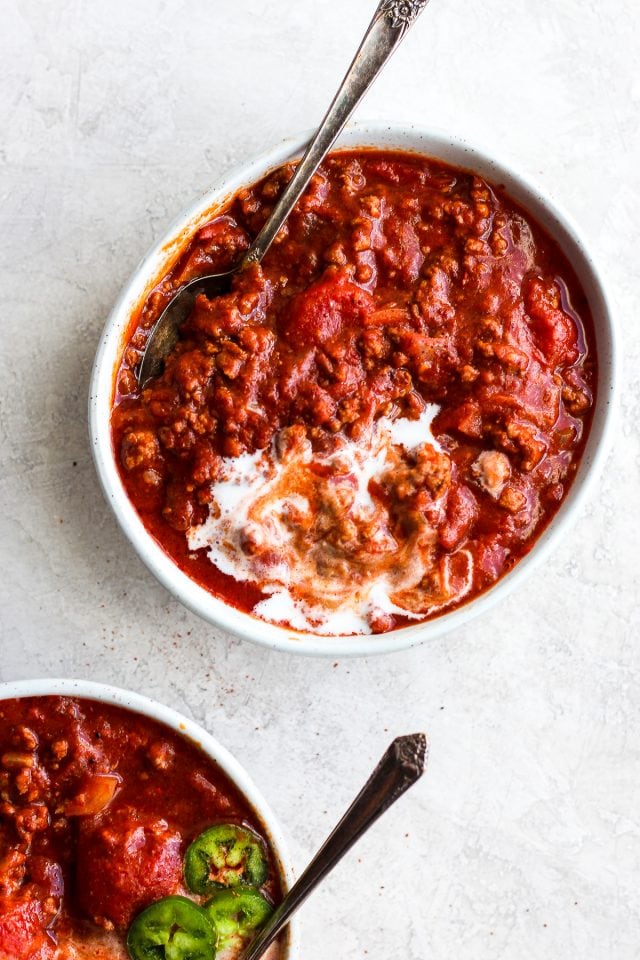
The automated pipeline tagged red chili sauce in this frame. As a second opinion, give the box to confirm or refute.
[0,697,281,959]
[111,150,596,635]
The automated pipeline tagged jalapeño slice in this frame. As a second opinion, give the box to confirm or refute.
[205,887,273,953]
[126,895,217,960]
[184,824,268,894]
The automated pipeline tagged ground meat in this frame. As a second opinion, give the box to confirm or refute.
[470,450,511,498]
[120,429,161,472]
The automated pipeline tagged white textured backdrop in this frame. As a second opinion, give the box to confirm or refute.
[1,1,639,957]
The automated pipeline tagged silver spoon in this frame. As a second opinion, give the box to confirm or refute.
[137,0,432,388]
[242,732,428,960]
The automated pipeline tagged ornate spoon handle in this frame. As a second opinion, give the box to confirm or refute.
[243,0,432,267]
[242,733,428,960]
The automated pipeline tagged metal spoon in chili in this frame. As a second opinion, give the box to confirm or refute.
[137,0,432,388]
[242,732,427,960]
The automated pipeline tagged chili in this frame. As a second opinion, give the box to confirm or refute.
[0,697,281,959]
[112,149,596,636]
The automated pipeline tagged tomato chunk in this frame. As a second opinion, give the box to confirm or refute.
[75,808,183,929]
[0,893,54,960]
[523,276,579,367]
[281,272,373,347]
[439,484,478,551]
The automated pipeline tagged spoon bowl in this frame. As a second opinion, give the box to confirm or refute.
[137,271,233,387]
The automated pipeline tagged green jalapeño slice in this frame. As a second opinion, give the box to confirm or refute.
[205,887,273,953]
[184,824,268,894]
[127,895,217,960]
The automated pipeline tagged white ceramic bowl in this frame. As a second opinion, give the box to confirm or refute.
[0,678,298,958]
[89,121,619,657]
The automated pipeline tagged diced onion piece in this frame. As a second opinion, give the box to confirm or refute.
[64,774,120,816]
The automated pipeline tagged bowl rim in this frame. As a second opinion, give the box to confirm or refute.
[0,677,298,956]
[89,119,620,657]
